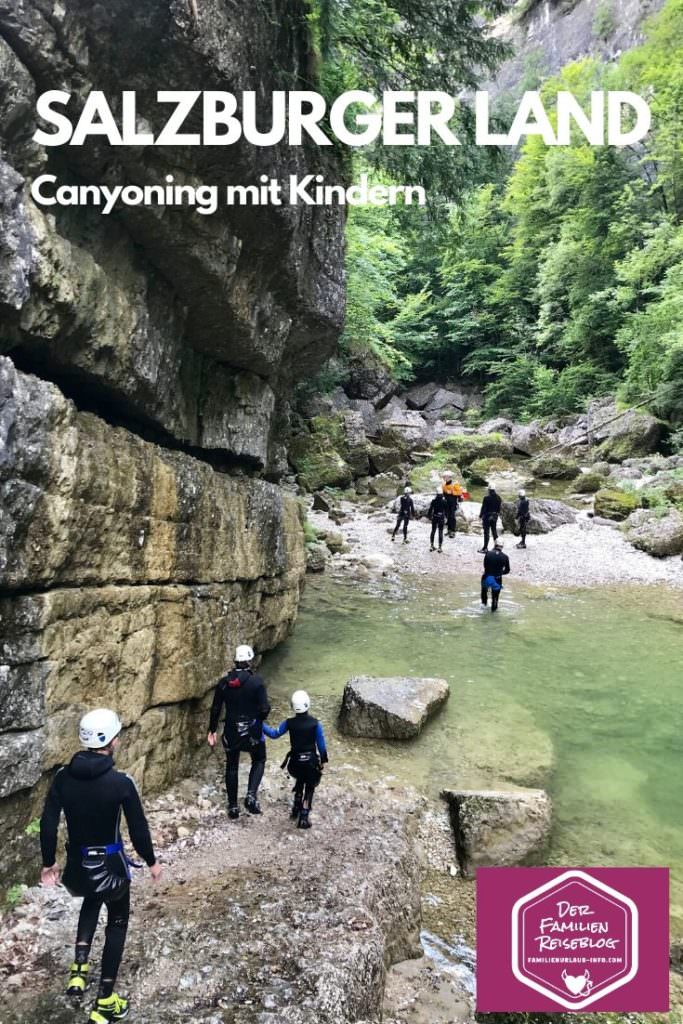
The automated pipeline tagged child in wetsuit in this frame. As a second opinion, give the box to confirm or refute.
[263,690,328,830]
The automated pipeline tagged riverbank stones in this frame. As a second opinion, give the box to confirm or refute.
[441,788,552,878]
[339,676,449,739]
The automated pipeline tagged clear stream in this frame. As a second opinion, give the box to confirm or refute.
[263,572,683,933]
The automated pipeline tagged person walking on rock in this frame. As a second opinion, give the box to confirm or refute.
[478,485,502,553]
[40,708,161,1023]
[442,474,463,538]
[428,487,448,553]
[263,690,329,830]
[481,539,510,612]
[392,486,416,544]
[516,489,530,549]
[208,644,271,819]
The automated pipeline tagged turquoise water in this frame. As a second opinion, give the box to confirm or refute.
[262,573,683,932]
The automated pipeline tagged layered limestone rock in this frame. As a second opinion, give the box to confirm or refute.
[0,360,307,879]
[0,0,344,475]
[0,0,345,882]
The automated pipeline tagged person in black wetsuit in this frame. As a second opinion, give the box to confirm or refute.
[40,708,161,1024]
[392,486,416,543]
[478,485,502,553]
[428,488,448,553]
[481,539,511,612]
[516,489,531,549]
[263,690,329,830]
[207,643,271,819]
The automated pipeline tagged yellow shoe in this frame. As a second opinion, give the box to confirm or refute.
[66,962,89,1001]
[89,992,129,1022]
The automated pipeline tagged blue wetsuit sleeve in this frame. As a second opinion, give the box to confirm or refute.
[316,722,329,764]
[263,721,289,739]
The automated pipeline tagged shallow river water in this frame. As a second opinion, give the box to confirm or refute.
[263,572,683,933]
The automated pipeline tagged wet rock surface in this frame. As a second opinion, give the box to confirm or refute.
[0,770,423,1024]
[442,789,552,879]
[339,676,450,740]
[625,508,683,557]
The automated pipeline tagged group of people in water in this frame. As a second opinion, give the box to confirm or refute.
[39,647,326,1022]
[391,474,531,611]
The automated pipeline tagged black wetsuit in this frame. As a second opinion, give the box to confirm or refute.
[479,491,502,549]
[428,493,448,550]
[40,751,156,997]
[209,667,271,807]
[264,714,329,812]
[516,496,530,546]
[393,494,416,540]
[481,549,511,610]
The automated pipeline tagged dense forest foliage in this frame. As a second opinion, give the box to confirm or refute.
[319,0,683,432]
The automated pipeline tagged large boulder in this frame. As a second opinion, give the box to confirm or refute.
[339,676,449,740]
[590,399,663,461]
[433,433,514,468]
[442,789,552,878]
[289,417,353,492]
[348,398,381,439]
[501,498,577,534]
[341,410,370,478]
[424,387,468,413]
[467,457,514,485]
[378,405,431,451]
[593,488,639,521]
[480,416,514,435]
[344,357,397,408]
[367,442,404,475]
[404,382,440,410]
[574,471,606,494]
[531,452,580,480]
[368,473,402,499]
[625,508,683,557]
[511,421,554,456]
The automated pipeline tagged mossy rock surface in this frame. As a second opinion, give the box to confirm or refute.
[468,457,513,485]
[289,415,353,492]
[531,452,580,480]
[434,432,513,467]
[593,488,639,521]
[574,471,605,494]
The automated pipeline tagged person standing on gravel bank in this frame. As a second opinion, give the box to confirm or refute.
[392,486,416,543]
[263,690,329,829]
[207,644,271,819]
[428,487,449,553]
[481,539,510,612]
[40,708,161,1024]
[478,485,502,553]
[442,474,463,538]
[516,489,531,549]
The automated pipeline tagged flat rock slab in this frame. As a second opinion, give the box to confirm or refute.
[339,676,450,739]
[442,788,552,879]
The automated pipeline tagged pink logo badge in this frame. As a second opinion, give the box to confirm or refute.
[477,867,669,1012]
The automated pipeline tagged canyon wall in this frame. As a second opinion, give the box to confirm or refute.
[0,0,345,880]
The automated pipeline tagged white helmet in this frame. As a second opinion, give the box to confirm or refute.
[235,644,254,663]
[291,690,310,714]
[404,486,412,494]
[519,489,526,497]
[79,708,122,749]
[435,486,442,496]
[494,538,504,549]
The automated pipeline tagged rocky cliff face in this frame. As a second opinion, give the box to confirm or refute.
[0,0,345,881]
[490,0,667,95]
